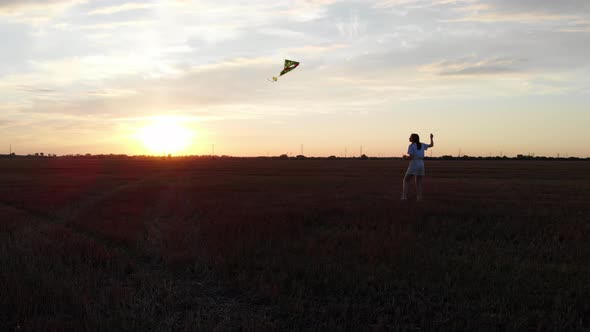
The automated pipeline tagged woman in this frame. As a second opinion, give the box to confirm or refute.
[401,133,434,200]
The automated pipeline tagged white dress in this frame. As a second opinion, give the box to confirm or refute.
[405,143,430,176]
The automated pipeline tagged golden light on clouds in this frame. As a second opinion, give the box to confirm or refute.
[1,1,589,157]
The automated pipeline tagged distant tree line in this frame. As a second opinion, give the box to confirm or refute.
[1,153,588,161]
[437,155,587,161]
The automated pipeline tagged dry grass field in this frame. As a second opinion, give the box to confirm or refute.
[1,157,589,331]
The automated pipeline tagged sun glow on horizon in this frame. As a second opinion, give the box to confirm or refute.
[134,116,195,155]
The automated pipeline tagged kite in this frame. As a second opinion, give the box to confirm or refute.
[270,59,299,82]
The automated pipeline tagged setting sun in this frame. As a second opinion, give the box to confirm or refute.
[135,117,195,155]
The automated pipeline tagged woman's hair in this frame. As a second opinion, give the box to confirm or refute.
[410,133,422,150]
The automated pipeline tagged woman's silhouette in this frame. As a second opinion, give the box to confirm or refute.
[402,133,434,200]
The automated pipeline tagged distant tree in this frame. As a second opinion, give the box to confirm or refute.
[328,155,337,159]
[279,154,289,159]
[360,154,368,160]
[295,155,306,159]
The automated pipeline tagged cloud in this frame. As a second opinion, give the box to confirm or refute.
[560,27,590,33]
[287,43,349,54]
[486,0,590,16]
[0,119,14,127]
[0,0,85,25]
[77,19,155,30]
[15,85,56,93]
[445,11,577,23]
[336,12,364,38]
[559,18,590,33]
[6,49,393,123]
[0,0,81,13]
[374,0,477,10]
[87,3,157,16]
[0,54,272,119]
[276,0,340,20]
[193,56,275,72]
[84,88,137,98]
[421,57,525,76]
[438,0,589,25]
[0,51,185,112]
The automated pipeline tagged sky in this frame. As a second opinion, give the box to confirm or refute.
[1,0,589,157]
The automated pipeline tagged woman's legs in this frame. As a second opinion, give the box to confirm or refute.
[415,175,423,200]
[402,174,413,199]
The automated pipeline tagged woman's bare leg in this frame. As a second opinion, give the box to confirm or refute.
[402,174,412,200]
[415,175,423,200]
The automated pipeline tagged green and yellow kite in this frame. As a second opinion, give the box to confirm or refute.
[271,59,300,81]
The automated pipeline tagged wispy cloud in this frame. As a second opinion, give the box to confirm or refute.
[77,20,155,30]
[336,13,364,38]
[560,27,590,33]
[559,18,590,33]
[85,88,137,98]
[87,3,157,16]
[0,0,82,14]
[374,0,477,9]
[287,43,349,54]
[445,11,577,23]
[276,0,340,20]
[193,56,275,72]
[421,57,525,76]
[0,0,84,25]
[438,0,586,24]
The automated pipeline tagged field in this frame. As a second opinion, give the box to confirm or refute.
[1,157,589,331]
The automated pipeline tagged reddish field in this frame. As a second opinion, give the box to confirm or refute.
[1,157,589,330]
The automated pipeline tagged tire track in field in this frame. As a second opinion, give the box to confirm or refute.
[0,173,275,330]
[0,176,149,234]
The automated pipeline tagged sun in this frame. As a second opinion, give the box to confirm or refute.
[135,117,195,155]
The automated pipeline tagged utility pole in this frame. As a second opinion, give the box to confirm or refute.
[345,147,347,158]
[360,145,363,156]
[300,144,303,156]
